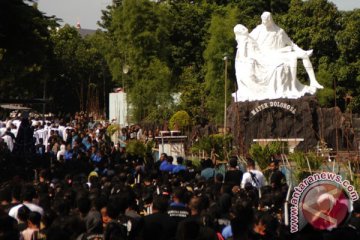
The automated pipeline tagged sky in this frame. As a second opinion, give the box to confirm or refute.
[38,0,113,29]
[37,0,360,30]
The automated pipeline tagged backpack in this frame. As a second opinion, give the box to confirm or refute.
[81,233,104,240]
[104,221,128,240]
[249,171,260,187]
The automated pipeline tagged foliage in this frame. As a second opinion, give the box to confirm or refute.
[4,0,360,124]
[108,0,173,123]
[169,110,191,130]
[280,0,340,64]
[335,9,360,110]
[248,142,284,171]
[178,66,208,126]
[168,2,214,78]
[145,140,155,156]
[315,57,336,106]
[127,59,172,122]
[126,140,146,159]
[0,0,56,100]
[203,5,239,124]
[349,174,360,194]
[191,133,233,161]
[279,0,340,106]
[348,96,360,113]
[289,151,323,182]
[49,25,110,114]
[106,124,120,136]
[186,157,202,171]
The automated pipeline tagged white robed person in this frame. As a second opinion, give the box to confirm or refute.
[232,12,323,102]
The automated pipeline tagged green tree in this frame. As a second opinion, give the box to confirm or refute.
[191,133,233,161]
[290,151,322,183]
[279,0,340,86]
[0,0,56,100]
[126,140,147,159]
[203,5,240,124]
[169,110,191,130]
[106,0,173,123]
[168,2,214,79]
[335,9,360,111]
[128,59,172,122]
[178,66,208,125]
[50,25,110,114]
[249,142,284,171]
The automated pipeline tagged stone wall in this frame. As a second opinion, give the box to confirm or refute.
[227,96,357,154]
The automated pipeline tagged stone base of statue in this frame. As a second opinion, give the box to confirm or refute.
[227,96,356,153]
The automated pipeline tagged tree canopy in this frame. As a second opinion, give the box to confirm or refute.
[2,0,360,125]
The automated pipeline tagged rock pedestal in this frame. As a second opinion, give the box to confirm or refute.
[227,96,355,154]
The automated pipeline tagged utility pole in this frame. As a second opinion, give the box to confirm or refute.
[334,78,339,153]
[224,55,228,136]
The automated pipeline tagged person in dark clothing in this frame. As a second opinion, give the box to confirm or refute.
[321,226,358,240]
[348,199,360,236]
[76,196,103,239]
[253,212,279,240]
[35,138,45,156]
[268,159,286,190]
[229,199,256,240]
[14,118,35,154]
[104,192,139,240]
[140,195,177,240]
[224,157,243,188]
[17,205,30,232]
[0,212,20,240]
[183,160,197,182]
[212,173,224,197]
[0,186,13,214]
[176,217,219,240]
[167,187,190,227]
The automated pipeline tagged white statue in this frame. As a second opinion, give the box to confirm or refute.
[232,12,323,102]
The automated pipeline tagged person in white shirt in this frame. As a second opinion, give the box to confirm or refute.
[0,122,6,136]
[57,123,66,141]
[136,127,143,140]
[241,158,265,189]
[34,125,48,148]
[57,143,66,161]
[8,185,44,222]
[2,134,14,152]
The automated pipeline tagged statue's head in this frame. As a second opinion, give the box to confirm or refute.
[234,24,248,36]
[261,12,273,27]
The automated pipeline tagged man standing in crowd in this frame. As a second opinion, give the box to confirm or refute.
[8,184,44,222]
[140,195,177,240]
[241,158,265,189]
[167,187,190,227]
[224,156,243,188]
[160,155,175,173]
[268,159,286,190]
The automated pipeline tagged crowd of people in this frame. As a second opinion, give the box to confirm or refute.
[0,111,360,240]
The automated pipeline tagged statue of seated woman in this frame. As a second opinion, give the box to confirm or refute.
[232,24,317,102]
[233,12,324,102]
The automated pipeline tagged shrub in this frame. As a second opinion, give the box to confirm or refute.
[290,151,323,183]
[106,124,120,136]
[248,142,283,171]
[191,133,233,161]
[169,110,191,131]
[126,140,146,159]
